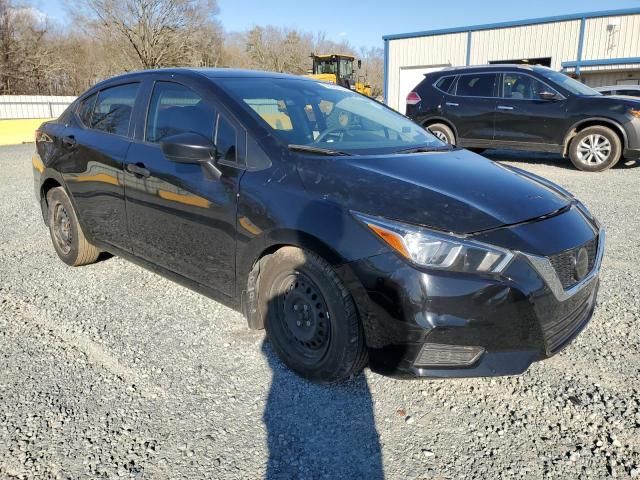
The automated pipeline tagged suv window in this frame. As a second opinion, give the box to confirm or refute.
[78,93,97,127]
[455,74,497,97]
[215,114,237,163]
[502,73,556,100]
[434,76,456,93]
[146,81,216,143]
[91,83,139,136]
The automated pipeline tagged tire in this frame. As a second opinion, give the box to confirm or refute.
[46,187,100,266]
[569,126,622,172]
[427,123,455,145]
[258,246,368,383]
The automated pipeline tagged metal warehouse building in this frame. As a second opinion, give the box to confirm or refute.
[383,8,640,113]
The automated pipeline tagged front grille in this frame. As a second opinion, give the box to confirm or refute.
[540,288,595,354]
[548,237,598,290]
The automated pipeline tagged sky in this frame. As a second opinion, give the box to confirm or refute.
[37,0,640,50]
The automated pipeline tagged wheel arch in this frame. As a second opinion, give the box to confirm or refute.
[563,117,627,157]
[39,171,66,225]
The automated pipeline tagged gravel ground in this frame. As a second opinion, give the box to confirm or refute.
[1,143,639,479]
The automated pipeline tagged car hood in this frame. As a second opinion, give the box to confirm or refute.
[584,94,640,108]
[296,149,572,234]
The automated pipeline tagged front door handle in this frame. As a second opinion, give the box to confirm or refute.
[126,163,151,178]
[497,105,515,111]
[446,102,459,107]
[62,135,76,147]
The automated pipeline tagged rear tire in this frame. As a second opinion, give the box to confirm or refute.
[427,123,455,145]
[569,126,622,172]
[258,247,367,383]
[47,187,100,266]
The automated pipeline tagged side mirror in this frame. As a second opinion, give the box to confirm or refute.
[539,91,559,101]
[357,59,362,69]
[160,132,222,180]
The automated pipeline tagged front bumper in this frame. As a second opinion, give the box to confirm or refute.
[338,224,604,379]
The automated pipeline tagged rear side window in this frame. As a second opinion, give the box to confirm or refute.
[146,81,216,143]
[91,83,139,136]
[434,76,456,93]
[455,73,498,97]
[215,114,237,163]
[77,93,97,127]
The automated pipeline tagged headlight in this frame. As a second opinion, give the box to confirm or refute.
[354,212,514,273]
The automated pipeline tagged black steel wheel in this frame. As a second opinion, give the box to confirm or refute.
[258,246,368,383]
[46,187,100,266]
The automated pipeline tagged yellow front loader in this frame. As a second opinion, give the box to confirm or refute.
[307,54,372,97]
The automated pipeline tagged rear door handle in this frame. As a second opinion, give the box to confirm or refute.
[126,163,151,178]
[446,102,459,107]
[62,135,76,147]
[497,105,514,111]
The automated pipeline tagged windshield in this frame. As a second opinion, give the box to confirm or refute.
[539,70,601,96]
[217,77,442,154]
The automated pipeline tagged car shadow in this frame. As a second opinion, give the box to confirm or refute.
[482,149,639,170]
[261,340,384,479]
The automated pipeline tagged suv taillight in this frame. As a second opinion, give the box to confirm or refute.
[406,91,421,105]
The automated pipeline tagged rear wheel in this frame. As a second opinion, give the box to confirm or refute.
[569,126,622,172]
[47,187,100,266]
[258,247,367,383]
[427,123,455,145]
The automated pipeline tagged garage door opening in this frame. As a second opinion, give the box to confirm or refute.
[398,65,449,114]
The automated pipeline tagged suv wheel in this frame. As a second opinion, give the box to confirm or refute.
[258,247,368,383]
[427,123,455,145]
[569,126,622,172]
[47,187,101,266]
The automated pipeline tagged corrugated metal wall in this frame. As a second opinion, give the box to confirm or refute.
[581,70,640,87]
[469,20,582,70]
[386,12,640,111]
[386,33,467,111]
[0,95,76,120]
[582,14,640,60]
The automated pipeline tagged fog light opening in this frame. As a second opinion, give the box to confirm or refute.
[414,343,485,368]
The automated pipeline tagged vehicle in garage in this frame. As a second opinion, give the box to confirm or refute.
[34,68,604,382]
[595,85,640,98]
[405,65,640,172]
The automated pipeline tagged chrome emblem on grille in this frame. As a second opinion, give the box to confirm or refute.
[574,247,589,281]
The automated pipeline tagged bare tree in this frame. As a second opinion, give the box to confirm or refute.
[72,0,220,69]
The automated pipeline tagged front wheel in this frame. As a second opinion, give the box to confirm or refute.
[258,247,368,383]
[569,126,622,172]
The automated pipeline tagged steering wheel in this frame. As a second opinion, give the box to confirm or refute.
[314,127,347,144]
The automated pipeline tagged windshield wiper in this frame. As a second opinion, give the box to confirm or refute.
[288,144,352,156]
[396,145,455,154]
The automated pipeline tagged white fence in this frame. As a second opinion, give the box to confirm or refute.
[0,95,77,120]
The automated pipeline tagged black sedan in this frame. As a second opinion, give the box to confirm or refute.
[33,68,604,382]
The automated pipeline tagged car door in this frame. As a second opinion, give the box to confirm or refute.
[493,72,567,146]
[443,72,498,144]
[61,82,140,251]
[124,78,243,297]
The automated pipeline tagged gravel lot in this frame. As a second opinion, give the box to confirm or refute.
[1,143,639,479]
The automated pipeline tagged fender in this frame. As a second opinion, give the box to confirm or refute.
[563,117,628,156]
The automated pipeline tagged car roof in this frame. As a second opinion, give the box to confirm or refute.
[595,85,640,90]
[430,64,553,75]
[91,67,312,90]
